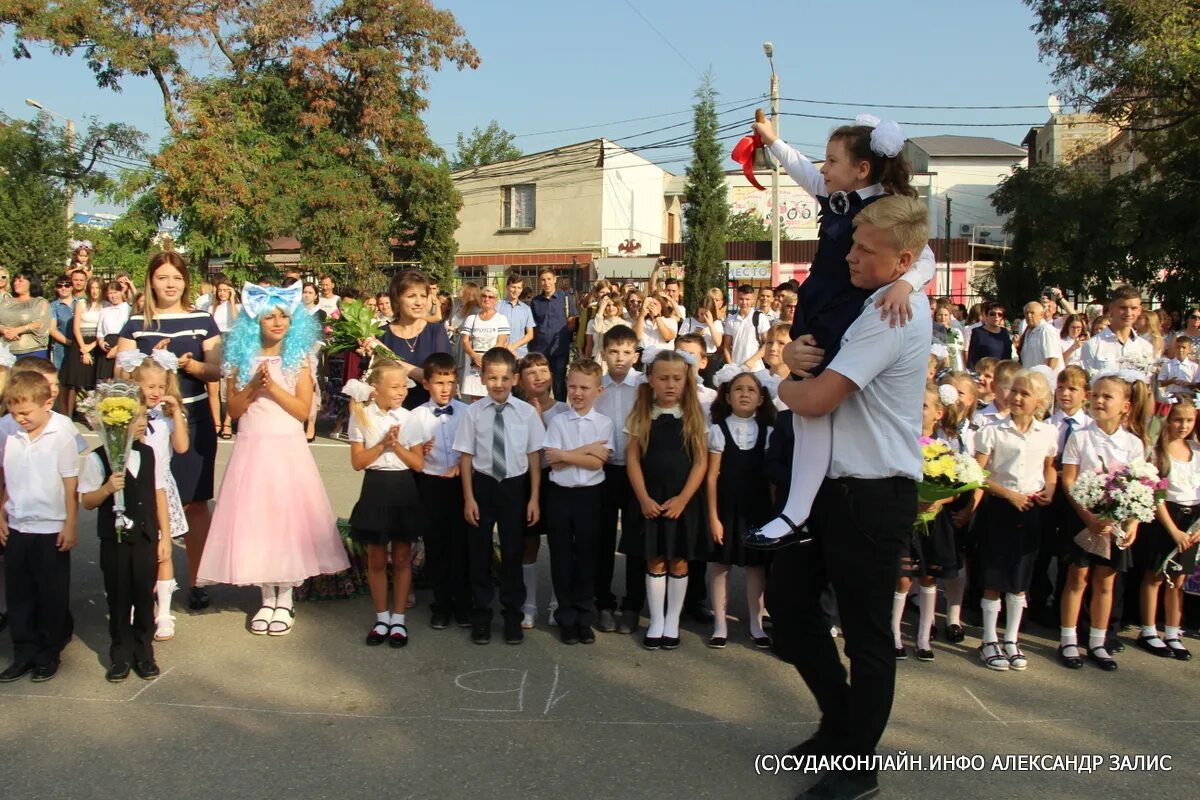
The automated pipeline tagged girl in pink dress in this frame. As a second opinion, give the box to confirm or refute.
[197,283,349,635]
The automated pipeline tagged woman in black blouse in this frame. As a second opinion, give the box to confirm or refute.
[966,301,1014,369]
[377,270,452,409]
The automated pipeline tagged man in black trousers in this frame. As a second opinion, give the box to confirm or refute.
[766,196,931,800]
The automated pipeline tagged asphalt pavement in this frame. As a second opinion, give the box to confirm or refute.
[1,435,1197,799]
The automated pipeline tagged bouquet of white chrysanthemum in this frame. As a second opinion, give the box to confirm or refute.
[916,437,988,533]
[1119,350,1160,380]
[1069,459,1166,559]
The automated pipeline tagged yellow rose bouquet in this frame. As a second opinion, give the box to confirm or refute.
[916,437,988,533]
[83,381,143,541]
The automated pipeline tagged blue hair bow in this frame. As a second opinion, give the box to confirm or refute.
[241,282,302,319]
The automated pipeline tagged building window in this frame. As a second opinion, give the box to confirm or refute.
[501,184,536,230]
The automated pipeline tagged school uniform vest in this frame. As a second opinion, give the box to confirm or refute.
[791,191,885,371]
[96,442,159,544]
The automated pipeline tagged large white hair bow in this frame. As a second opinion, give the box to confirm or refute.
[1091,368,1149,386]
[69,239,94,253]
[0,342,14,369]
[241,282,302,319]
[938,384,959,407]
[713,363,747,387]
[341,378,375,403]
[854,113,905,158]
[116,348,180,373]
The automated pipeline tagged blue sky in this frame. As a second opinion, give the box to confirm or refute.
[0,0,1058,214]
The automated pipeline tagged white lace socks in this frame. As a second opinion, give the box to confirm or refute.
[663,574,688,638]
[1004,593,1025,645]
[891,592,907,649]
[754,413,831,540]
[645,573,667,638]
[916,585,937,651]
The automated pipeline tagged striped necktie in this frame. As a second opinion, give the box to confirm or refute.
[492,403,508,480]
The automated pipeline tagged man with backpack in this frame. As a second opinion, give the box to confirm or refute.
[723,284,773,367]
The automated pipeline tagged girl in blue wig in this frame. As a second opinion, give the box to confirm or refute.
[195,283,349,636]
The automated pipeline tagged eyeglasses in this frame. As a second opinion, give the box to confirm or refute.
[56,282,71,289]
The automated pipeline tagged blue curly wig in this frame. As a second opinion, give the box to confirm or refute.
[222,297,321,389]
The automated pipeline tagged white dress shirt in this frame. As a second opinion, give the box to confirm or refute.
[595,370,645,466]
[640,316,679,364]
[679,316,724,354]
[1080,328,1155,378]
[1158,358,1197,397]
[724,310,771,367]
[453,394,545,480]
[411,399,469,476]
[78,441,170,495]
[348,404,427,470]
[0,412,80,533]
[543,407,615,488]
[707,415,771,453]
[1061,419,1146,472]
[972,402,1007,429]
[975,417,1058,495]
[1049,408,1091,462]
[97,302,132,339]
[1164,443,1200,506]
[825,283,931,481]
[1020,320,1064,373]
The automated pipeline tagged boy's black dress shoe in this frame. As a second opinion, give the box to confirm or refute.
[133,660,161,680]
[471,624,490,645]
[106,662,132,683]
[0,661,33,682]
[797,768,879,800]
[504,620,524,645]
[31,661,59,682]
[577,625,596,644]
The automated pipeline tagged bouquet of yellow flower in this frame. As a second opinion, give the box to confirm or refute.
[83,381,142,541]
[916,437,988,532]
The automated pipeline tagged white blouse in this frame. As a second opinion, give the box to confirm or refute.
[1164,443,1200,506]
[96,302,131,339]
[348,405,427,471]
[708,415,771,453]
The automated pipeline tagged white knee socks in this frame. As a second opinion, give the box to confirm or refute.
[917,585,937,650]
[756,413,832,540]
[1004,593,1025,643]
[664,574,689,638]
[522,563,537,617]
[981,597,1001,644]
[943,574,965,628]
[646,573,667,638]
[155,579,176,620]
[709,565,729,639]
[891,591,907,649]
[746,566,767,639]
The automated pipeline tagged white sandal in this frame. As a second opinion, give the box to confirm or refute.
[250,606,274,635]
[268,607,295,636]
[154,614,177,641]
[979,641,1010,671]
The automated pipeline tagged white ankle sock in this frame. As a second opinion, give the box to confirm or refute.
[155,579,176,618]
[275,585,294,610]
[756,413,831,539]
[1141,624,1158,639]
[260,584,277,607]
[1004,593,1025,644]
[646,573,667,638]
[522,563,537,616]
[943,574,965,627]
[664,574,688,638]
[390,612,406,627]
[1088,627,1107,651]
[376,610,391,625]
[1165,625,1182,640]
[891,592,907,649]
[917,585,937,650]
[745,566,767,639]
[1060,627,1077,645]
[709,566,729,640]
[981,597,1001,644]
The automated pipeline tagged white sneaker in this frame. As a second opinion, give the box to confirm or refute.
[521,612,535,629]
[154,614,176,641]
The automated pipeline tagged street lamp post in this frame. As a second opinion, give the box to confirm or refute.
[763,43,780,285]
[25,98,76,223]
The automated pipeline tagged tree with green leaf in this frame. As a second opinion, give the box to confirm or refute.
[2,0,479,286]
[682,73,730,311]
[450,121,522,171]
[725,209,789,242]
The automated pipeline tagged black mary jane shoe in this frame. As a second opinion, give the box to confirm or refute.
[945,623,966,643]
[1057,644,1083,669]
[106,662,132,683]
[895,647,908,661]
[1087,646,1118,672]
[743,513,813,551]
[133,660,161,680]
[660,636,681,650]
[366,622,390,646]
[643,635,662,651]
[1136,635,1175,658]
[388,623,408,648]
[707,636,727,649]
[752,635,772,649]
[916,648,935,662]
[1165,638,1192,661]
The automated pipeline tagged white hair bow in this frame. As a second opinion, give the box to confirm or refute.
[69,239,93,253]
[1165,394,1200,408]
[341,378,375,403]
[938,384,959,407]
[855,114,906,158]
[241,282,302,319]
[1092,368,1149,386]
[0,342,14,369]
[116,349,180,373]
[930,343,949,360]
[712,363,747,387]
[675,349,699,367]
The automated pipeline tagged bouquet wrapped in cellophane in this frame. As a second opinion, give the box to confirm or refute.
[325,299,404,364]
[1068,460,1165,560]
[916,437,988,533]
[81,380,142,542]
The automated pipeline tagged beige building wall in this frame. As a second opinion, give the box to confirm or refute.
[1033,113,1116,179]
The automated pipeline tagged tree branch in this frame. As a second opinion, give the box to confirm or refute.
[150,65,180,134]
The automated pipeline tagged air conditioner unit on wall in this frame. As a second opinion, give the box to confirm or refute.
[959,224,973,236]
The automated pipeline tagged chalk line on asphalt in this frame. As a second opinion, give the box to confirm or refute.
[962,685,1008,726]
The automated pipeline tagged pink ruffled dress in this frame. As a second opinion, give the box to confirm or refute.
[197,356,349,586]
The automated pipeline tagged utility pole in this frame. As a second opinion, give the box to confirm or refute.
[764,42,780,285]
[25,98,76,223]
[944,197,952,298]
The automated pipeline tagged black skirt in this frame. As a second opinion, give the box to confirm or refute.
[708,420,772,568]
[94,334,120,381]
[974,497,1042,594]
[1061,505,1134,573]
[173,401,217,504]
[1135,502,1200,576]
[349,469,427,545]
[61,334,98,389]
[902,505,963,580]
[618,416,707,562]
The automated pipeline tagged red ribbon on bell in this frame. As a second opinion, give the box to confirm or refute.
[731,108,768,191]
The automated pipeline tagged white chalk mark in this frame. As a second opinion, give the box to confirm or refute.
[962,685,1007,726]
[543,663,568,715]
[454,668,528,712]
[127,667,175,701]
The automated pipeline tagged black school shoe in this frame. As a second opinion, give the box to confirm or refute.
[744,513,814,551]
[944,624,966,644]
[133,660,161,680]
[0,661,33,682]
[430,611,451,631]
[1136,635,1174,658]
[560,626,579,645]
[188,587,210,611]
[31,660,60,683]
[471,623,491,645]
[106,662,132,683]
[643,635,662,651]
[577,625,596,645]
[798,768,879,800]
[504,619,524,645]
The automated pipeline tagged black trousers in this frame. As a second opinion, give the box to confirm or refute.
[547,483,604,629]
[766,476,915,757]
[100,535,157,665]
[417,473,472,620]
[469,472,530,626]
[597,464,630,612]
[5,530,73,667]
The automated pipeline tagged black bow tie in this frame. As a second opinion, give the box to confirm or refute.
[433,405,454,417]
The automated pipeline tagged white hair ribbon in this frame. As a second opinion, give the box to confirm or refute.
[69,239,93,252]
[340,378,375,403]
[712,363,747,388]
[0,342,14,369]
[937,384,959,407]
[868,119,905,158]
[1092,368,1149,386]
[675,349,699,367]
[116,349,180,373]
